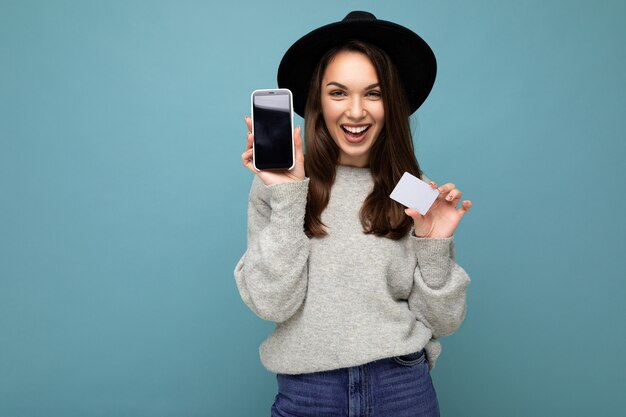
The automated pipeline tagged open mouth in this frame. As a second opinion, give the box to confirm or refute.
[341,124,371,142]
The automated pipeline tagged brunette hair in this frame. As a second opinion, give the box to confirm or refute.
[303,40,424,239]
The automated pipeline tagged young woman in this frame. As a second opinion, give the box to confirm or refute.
[235,11,473,417]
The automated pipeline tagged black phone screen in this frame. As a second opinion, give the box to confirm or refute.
[252,91,293,170]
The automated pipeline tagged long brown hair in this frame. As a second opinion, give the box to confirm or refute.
[304,40,423,239]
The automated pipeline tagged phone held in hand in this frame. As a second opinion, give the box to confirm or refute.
[250,89,295,171]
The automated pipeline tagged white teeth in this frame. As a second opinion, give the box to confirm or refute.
[343,125,369,134]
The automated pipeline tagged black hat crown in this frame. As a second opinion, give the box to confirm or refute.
[343,11,376,21]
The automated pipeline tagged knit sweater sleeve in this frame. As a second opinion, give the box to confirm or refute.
[234,176,310,323]
[407,236,471,338]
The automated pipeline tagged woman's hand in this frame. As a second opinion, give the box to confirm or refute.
[241,116,305,185]
[405,181,473,238]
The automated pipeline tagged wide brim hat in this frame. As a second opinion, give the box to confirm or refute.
[277,11,437,117]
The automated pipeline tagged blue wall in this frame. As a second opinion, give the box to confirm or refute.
[1,0,625,416]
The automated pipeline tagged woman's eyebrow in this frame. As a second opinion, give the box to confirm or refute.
[326,81,348,89]
[325,82,381,89]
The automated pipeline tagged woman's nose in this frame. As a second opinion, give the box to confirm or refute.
[347,97,366,119]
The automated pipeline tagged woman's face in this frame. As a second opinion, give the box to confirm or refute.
[321,51,385,168]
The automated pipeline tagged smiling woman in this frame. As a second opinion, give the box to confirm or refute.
[302,39,429,239]
[235,11,473,417]
[321,51,385,167]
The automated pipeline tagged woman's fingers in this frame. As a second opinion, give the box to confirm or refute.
[437,182,456,196]
[404,207,422,220]
[446,188,462,202]
[431,180,472,212]
[241,148,254,170]
[247,130,253,149]
[432,181,460,202]
[442,185,470,210]
[294,125,304,161]
[245,116,253,151]
[459,200,472,214]
[242,116,254,172]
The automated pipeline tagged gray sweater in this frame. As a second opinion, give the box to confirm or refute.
[234,165,470,374]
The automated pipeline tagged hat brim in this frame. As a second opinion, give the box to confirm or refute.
[277,18,437,117]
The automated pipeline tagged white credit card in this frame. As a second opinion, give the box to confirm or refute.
[389,172,439,215]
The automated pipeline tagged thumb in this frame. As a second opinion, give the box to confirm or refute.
[294,125,304,160]
[404,208,422,220]
[294,125,302,146]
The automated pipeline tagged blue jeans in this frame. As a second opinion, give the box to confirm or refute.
[271,349,440,417]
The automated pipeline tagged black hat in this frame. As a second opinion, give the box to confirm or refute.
[277,11,437,117]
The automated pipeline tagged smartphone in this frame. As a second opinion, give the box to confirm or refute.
[250,89,295,171]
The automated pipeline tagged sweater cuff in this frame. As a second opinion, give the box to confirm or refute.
[411,234,455,288]
[266,178,310,229]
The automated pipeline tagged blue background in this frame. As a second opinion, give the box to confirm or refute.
[1,0,625,416]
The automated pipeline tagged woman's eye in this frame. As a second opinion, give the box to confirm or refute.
[329,90,346,97]
[367,90,382,98]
